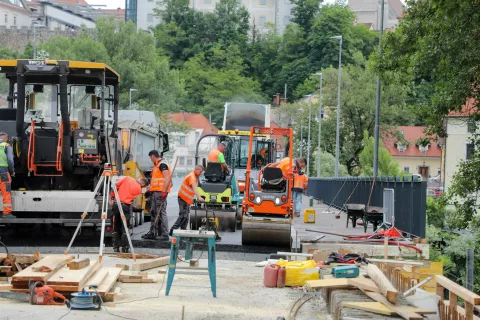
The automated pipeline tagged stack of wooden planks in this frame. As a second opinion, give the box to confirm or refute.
[1,252,41,278]
[305,260,436,320]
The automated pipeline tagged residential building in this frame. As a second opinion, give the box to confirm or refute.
[0,0,33,28]
[169,112,218,175]
[382,126,442,180]
[348,0,404,31]
[127,0,297,34]
[443,100,477,192]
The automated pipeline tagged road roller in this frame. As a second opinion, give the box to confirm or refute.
[242,126,294,247]
[190,133,240,232]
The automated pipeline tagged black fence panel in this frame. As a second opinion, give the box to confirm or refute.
[306,177,427,237]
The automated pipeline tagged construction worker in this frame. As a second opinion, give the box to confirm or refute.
[208,142,230,174]
[142,150,171,241]
[274,157,307,177]
[292,171,308,217]
[169,165,205,235]
[111,176,149,252]
[0,132,15,219]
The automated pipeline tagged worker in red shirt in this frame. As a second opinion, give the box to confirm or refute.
[170,165,205,235]
[111,176,148,252]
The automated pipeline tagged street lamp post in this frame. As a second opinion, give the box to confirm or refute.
[315,73,323,178]
[129,88,137,109]
[300,124,303,158]
[33,24,46,59]
[330,35,343,178]
[306,95,312,176]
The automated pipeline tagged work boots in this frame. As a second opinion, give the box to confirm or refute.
[112,232,121,252]
[141,231,156,240]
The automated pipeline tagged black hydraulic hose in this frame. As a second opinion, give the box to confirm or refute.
[0,238,8,254]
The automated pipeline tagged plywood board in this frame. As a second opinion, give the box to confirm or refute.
[12,255,73,283]
[305,278,351,289]
[348,278,381,293]
[342,302,436,316]
[131,256,169,271]
[93,267,123,296]
[87,269,109,288]
[48,260,100,287]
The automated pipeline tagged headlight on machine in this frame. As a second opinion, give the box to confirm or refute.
[256,197,261,204]
[275,197,280,205]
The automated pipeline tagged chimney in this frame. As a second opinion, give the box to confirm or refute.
[273,93,281,106]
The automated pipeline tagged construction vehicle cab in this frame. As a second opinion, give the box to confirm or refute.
[191,134,240,232]
[0,59,168,233]
[242,126,294,247]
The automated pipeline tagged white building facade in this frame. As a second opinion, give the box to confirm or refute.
[348,0,404,30]
[0,0,33,28]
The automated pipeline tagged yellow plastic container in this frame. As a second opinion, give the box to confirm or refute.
[304,208,316,223]
[277,259,319,286]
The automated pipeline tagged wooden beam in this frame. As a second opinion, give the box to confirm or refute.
[116,264,129,271]
[68,258,90,270]
[305,278,351,289]
[436,275,480,305]
[366,263,398,304]
[13,255,73,283]
[0,284,13,291]
[368,259,424,266]
[347,278,381,293]
[88,270,109,288]
[131,256,169,271]
[341,302,436,316]
[93,267,123,297]
[364,292,423,320]
[48,260,101,288]
[119,278,154,283]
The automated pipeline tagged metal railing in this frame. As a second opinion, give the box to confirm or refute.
[306,176,427,237]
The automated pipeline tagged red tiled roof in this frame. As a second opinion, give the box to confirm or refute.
[382,126,441,158]
[448,98,477,117]
[170,112,218,135]
[97,8,125,20]
[388,0,404,18]
[0,1,31,13]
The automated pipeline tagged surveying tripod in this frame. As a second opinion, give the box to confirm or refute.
[64,163,136,262]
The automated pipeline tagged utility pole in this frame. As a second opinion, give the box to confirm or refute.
[315,73,323,177]
[330,35,343,177]
[373,0,386,176]
[307,95,312,176]
[300,124,303,158]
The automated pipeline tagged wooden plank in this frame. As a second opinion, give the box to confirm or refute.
[367,263,398,304]
[365,292,423,320]
[445,301,480,320]
[436,275,480,306]
[341,301,436,316]
[0,284,13,291]
[369,259,424,266]
[119,278,154,283]
[305,278,351,289]
[48,260,100,286]
[68,258,90,270]
[12,255,73,283]
[93,267,123,297]
[116,264,129,271]
[131,256,169,271]
[14,262,23,272]
[87,269,109,288]
[112,253,160,260]
[342,301,394,316]
[14,255,36,265]
[348,278,381,293]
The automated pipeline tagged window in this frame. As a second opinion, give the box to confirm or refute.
[179,136,186,146]
[404,167,410,173]
[419,145,427,153]
[4,14,7,24]
[179,157,185,166]
[259,16,267,25]
[397,144,406,152]
[147,14,153,22]
[204,0,212,4]
[187,158,193,166]
[259,0,266,4]
[466,143,475,160]
[13,16,16,26]
[468,120,476,133]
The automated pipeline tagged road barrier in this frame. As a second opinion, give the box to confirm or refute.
[306,176,427,237]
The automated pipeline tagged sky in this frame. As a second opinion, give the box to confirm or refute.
[87,0,338,9]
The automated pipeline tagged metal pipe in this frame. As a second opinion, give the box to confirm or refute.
[300,124,303,158]
[330,35,343,177]
[373,0,386,176]
[307,95,312,176]
[317,73,323,177]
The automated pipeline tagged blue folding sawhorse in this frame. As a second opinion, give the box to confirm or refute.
[165,230,216,297]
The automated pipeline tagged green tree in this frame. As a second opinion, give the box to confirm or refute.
[0,47,20,95]
[358,131,401,176]
[290,0,323,33]
[315,151,349,177]
[181,44,264,123]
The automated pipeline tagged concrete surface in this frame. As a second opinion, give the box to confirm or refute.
[0,254,330,320]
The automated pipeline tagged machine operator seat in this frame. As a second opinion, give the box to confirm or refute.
[260,167,286,192]
[204,162,231,183]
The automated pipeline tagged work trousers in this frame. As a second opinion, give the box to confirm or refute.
[293,190,303,215]
[171,197,190,232]
[150,192,169,237]
[111,202,131,248]
[0,170,12,215]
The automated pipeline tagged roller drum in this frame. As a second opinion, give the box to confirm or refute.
[241,217,291,247]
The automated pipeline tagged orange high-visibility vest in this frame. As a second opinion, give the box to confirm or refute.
[116,176,142,204]
[277,157,292,175]
[150,160,172,192]
[179,172,198,205]
[208,149,221,162]
[293,174,308,190]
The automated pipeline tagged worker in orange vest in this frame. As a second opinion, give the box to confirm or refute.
[142,150,172,241]
[0,132,15,219]
[111,176,149,252]
[208,142,230,174]
[170,165,205,236]
[292,171,308,217]
[273,157,307,178]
